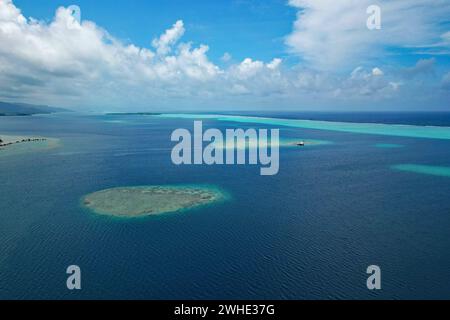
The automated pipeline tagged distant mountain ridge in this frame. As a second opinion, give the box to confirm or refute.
[0,101,70,116]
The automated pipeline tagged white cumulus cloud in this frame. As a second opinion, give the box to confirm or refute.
[0,0,448,110]
[286,0,450,70]
[0,0,292,109]
[152,20,185,55]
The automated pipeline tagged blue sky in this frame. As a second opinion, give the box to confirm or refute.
[14,0,296,64]
[1,0,450,111]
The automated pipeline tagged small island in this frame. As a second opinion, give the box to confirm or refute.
[0,136,48,148]
[0,134,60,156]
[82,185,226,218]
[0,101,70,116]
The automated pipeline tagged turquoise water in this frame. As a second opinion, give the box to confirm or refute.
[158,114,450,140]
[1,113,450,299]
[374,144,404,149]
[0,137,59,157]
[392,164,450,177]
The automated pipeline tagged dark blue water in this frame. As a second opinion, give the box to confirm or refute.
[1,112,450,299]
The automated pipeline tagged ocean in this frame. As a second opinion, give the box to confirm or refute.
[1,112,450,299]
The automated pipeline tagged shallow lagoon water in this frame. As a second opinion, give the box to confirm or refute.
[158,114,450,140]
[374,143,404,149]
[1,113,450,299]
[0,134,60,157]
[83,185,226,218]
[392,164,450,178]
[214,137,331,150]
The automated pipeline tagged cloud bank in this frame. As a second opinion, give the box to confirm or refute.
[0,0,449,111]
[286,0,450,69]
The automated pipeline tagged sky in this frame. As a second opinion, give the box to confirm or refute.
[1,0,450,112]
